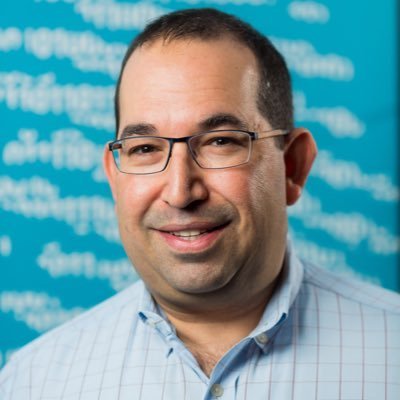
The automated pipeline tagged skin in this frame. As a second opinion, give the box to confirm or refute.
[104,37,317,375]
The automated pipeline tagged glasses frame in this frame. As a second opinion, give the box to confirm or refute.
[108,128,289,175]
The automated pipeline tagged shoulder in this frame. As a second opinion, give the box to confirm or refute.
[301,260,400,314]
[0,280,146,395]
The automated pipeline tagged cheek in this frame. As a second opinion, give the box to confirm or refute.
[252,163,285,202]
[208,168,262,229]
[247,151,287,221]
[114,175,159,232]
[210,169,251,204]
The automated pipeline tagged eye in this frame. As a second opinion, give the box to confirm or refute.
[204,133,247,148]
[210,137,237,146]
[128,144,158,155]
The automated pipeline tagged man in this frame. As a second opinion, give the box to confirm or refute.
[1,8,399,400]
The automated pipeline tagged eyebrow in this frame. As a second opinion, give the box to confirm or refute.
[197,113,249,132]
[119,113,249,139]
[119,123,157,139]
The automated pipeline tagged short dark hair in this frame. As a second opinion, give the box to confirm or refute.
[114,8,293,136]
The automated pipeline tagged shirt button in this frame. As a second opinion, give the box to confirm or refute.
[211,383,224,397]
[256,333,269,344]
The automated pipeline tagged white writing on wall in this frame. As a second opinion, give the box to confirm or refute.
[294,91,365,137]
[37,242,137,291]
[34,0,78,3]
[311,150,399,202]
[288,1,330,24]
[0,176,118,242]
[289,190,400,255]
[25,28,126,79]
[0,291,84,333]
[272,37,354,81]
[290,232,380,284]
[74,0,169,30]
[3,128,106,182]
[0,72,114,131]
[0,28,126,79]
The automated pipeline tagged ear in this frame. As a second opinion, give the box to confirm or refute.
[103,143,118,201]
[284,128,317,206]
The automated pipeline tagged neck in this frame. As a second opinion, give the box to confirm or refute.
[156,286,274,376]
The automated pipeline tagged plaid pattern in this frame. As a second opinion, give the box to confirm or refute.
[1,243,399,399]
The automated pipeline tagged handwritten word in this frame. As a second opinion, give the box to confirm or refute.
[3,128,106,182]
[288,1,330,24]
[272,37,354,81]
[312,150,399,202]
[24,27,126,79]
[0,27,126,79]
[290,232,380,284]
[0,291,84,333]
[37,242,137,291]
[74,0,168,31]
[0,176,118,242]
[289,190,399,255]
[294,91,365,137]
[0,72,114,131]
[34,0,78,3]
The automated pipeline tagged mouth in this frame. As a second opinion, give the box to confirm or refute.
[167,229,211,240]
[155,222,229,252]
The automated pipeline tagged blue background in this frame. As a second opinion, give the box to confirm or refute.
[0,0,398,368]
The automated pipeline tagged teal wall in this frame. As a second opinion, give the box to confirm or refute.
[1,0,398,367]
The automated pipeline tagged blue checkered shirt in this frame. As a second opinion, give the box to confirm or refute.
[1,243,400,399]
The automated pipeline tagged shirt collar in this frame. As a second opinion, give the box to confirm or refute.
[250,239,304,349]
[137,283,179,356]
[137,283,175,335]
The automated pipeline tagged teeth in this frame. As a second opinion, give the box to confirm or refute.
[170,230,206,237]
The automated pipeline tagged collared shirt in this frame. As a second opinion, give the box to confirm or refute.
[1,244,399,399]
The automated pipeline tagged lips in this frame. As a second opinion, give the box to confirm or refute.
[155,222,228,252]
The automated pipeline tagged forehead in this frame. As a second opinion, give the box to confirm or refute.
[118,38,262,133]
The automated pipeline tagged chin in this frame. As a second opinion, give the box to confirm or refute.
[167,271,234,296]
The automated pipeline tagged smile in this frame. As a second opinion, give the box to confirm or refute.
[156,222,229,252]
[168,230,208,239]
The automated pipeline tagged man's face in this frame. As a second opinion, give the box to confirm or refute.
[105,38,291,310]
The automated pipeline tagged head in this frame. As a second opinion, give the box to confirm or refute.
[104,8,316,315]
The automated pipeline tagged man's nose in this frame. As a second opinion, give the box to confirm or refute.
[160,143,208,209]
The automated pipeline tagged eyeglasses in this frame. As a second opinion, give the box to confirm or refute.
[108,128,289,175]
